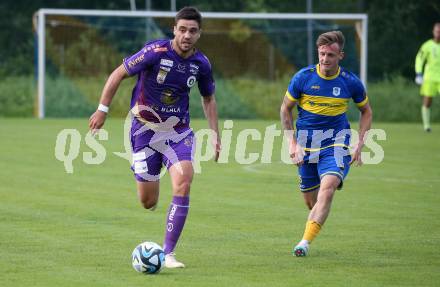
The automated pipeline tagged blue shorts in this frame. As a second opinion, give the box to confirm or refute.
[130,118,195,182]
[298,147,351,192]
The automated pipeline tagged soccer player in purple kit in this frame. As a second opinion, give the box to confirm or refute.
[89,7,220,268]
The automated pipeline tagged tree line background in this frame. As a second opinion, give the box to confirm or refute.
[2,0,439,80]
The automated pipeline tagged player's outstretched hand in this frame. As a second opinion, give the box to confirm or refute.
[89,110,107,135]
[213,138,221,162]
[289,141,304,166]
[415,74,423,85]
[349,142,363,166]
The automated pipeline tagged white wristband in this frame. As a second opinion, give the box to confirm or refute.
[98,104,109,113]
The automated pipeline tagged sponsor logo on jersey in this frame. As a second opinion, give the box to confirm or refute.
[128,54,145,68]
[161,107,181,113]
[311,85,320,90]
[189,63,199,75]
[146,44,158,51]
[160,89,179,106]
[160,58,174,67]
[184,137,193,147]
[159,66,171,72]
[333,87,341,96]
[308,100,344,108]
[187,76,196,87]
[177,63,186,73]
[134,161,148,174]
[148,104,160,112]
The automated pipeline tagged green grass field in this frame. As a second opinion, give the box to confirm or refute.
[1,119,439,287]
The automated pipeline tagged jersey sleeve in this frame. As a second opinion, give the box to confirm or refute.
[415,41,429,74]
[285,72,303,102]
[197,57,215,97]
[350,77,368,108]
[123,45,157,76]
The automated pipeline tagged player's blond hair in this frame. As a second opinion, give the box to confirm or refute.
[316,31,345,51]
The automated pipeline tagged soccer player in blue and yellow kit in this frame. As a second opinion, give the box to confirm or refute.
[415,22,440,132]
[89,7,221,268]
[280,31,373,256]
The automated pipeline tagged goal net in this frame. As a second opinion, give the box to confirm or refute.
[35,9,367,119]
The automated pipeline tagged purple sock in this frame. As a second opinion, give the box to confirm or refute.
[163,196,189,254]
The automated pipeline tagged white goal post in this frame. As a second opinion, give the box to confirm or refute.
[35,8,368,119]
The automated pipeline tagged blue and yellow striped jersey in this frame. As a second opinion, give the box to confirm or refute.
[286,64,367,130]
[285,64,368,149]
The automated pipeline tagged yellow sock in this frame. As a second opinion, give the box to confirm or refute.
[302,220,322,242]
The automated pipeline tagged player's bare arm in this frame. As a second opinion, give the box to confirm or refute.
[201,94,221,162]
[350,102,373,166]
[280,95,304,165]
[88,64,129,131]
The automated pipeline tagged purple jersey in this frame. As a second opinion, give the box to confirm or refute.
[123,39,215,125]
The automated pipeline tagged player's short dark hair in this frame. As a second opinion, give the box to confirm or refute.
[175,7,202,28]
[316,31,345,51]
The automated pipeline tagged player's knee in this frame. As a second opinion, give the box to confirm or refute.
[140,198,158,210]
[423,98,433,107]
[173,180,191,196]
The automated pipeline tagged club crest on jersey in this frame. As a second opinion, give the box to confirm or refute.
[177,64,186,73]
[157,68,168,84]
[333,87,341,96]
[187,76,196,87]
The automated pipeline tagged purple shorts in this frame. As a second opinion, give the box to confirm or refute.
[130,118,195,182]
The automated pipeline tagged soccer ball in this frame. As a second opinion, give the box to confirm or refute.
[131,241,165,274]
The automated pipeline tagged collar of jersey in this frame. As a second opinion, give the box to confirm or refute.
[316,64,340,80]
